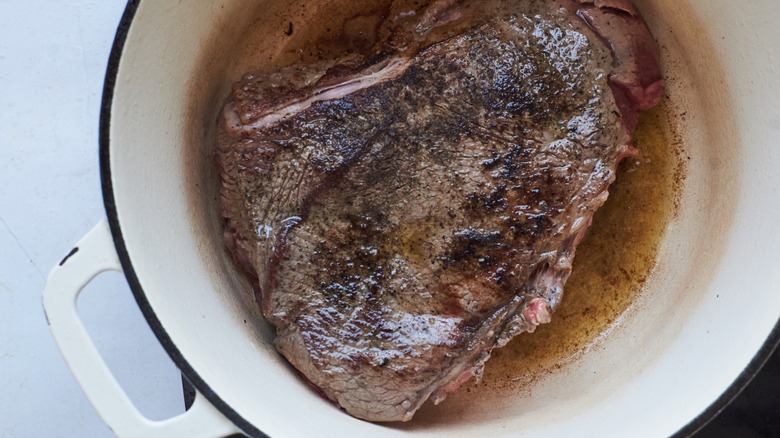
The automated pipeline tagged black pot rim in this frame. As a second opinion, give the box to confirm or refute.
[98,1,780,437]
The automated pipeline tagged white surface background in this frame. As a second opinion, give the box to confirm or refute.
[0,1,185,436]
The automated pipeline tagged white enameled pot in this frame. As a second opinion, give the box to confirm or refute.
[43,1,780,437]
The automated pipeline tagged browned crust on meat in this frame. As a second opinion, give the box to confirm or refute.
[217,0,663,422]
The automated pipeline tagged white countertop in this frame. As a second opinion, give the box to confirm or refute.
[0,2,184,436]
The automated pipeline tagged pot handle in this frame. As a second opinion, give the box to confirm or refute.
[43,220,242,437]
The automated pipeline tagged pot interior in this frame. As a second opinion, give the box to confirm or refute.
[104,1,780,436]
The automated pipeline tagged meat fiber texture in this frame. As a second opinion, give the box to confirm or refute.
[217,0,663,422]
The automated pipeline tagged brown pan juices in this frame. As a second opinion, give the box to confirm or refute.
[460,100,679,396]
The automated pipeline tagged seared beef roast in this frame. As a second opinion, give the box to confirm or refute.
[217,0,663,422]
